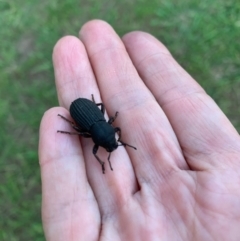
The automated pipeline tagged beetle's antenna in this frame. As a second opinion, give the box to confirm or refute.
[118,142,137,150]
[107,153,113,171]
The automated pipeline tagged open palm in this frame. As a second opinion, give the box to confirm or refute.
[39,20,240,241]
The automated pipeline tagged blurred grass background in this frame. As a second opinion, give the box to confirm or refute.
[0,0,239,240]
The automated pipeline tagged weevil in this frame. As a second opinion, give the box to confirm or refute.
[57,95,136,173]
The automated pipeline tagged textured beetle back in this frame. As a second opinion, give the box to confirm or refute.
[70,98,106,130]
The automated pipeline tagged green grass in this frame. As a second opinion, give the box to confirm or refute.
[0,0,239,240]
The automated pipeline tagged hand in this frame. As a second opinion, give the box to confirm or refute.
[39,20,240,241]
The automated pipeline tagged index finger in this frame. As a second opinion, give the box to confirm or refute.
[79,20,188,176]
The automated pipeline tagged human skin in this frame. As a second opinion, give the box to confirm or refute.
[39,20,240,241]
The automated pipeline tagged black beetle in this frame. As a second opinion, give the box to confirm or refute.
[57,95,136,173]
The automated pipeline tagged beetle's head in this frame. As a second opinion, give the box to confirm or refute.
[106,141,118,152]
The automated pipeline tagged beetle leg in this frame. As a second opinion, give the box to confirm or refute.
[115,127,137,150]
[108,111,119,124]
[93,145,105,174]
[58,114,81,131]
[91,94,105,114]
[115,127,122,139]
[95,103,105,114]
[58,114,92,137]
[91,94,96,103]
[107,152,113,171]
[58,114,83,132]
[57,130,92,138]
[81,133,92,138]
[58,114,75,124]
[57,130,80,135]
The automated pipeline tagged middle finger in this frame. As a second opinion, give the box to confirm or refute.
[80,20,188,184]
